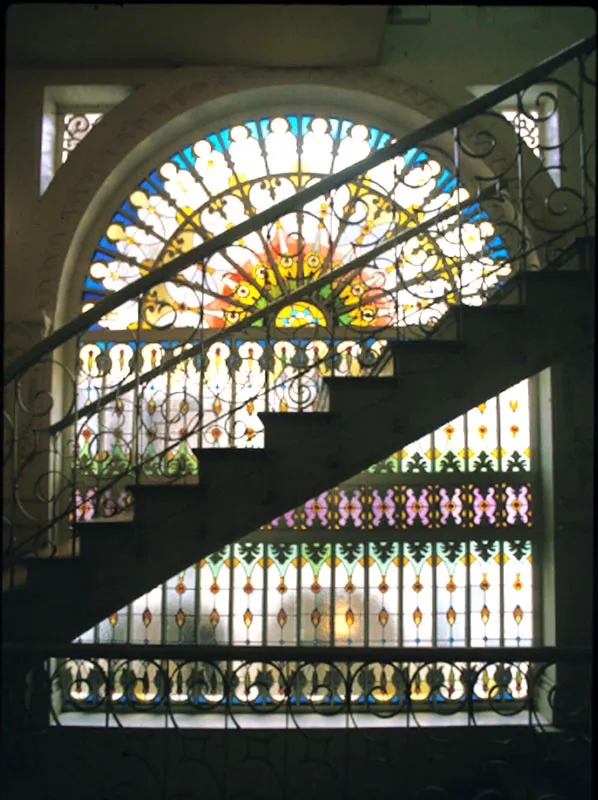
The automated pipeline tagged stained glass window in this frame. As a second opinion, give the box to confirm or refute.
[81,113,512,334]
[77,378,534,649]
[66,110,539,718]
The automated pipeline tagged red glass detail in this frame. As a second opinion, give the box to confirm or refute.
[344,579,355,594]
[412,578,423,593]
[175,577,186,594]
[378,578,389,594]
[480,574,490,591]
[210,579,220,595]
[82,428,92,442]
[513,573,523,591]
[243,578,254,595]
[277,577,288,595]
[311,581,321,594]
[446,577,457,593]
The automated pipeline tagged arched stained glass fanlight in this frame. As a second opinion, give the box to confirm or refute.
[82,114,512,333]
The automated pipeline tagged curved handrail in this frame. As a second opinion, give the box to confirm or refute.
[4,34,595,386]
[49,186,496,436]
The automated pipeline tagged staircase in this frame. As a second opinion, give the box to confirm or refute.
[3,242,594,645]
[2,35,595,648]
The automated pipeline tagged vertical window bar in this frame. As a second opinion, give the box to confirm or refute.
[330,542,336,645]
[432,542,438,646]
[465,541,472,647]
[296,543,301,646]
[194,561,201,645]
[499,540,505,646]
[398,541,404,646]
[364,541,370,647]
[262,542,268,646]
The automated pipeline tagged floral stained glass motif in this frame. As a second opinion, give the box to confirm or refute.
[82,114,511,334]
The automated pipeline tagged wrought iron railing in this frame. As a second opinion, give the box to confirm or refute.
[3,35,595,574]
[2,645,591,800]
[2,643,590,726]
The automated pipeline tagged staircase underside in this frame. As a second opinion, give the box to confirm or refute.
[3,259,594,645]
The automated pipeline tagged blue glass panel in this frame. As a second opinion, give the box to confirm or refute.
[171,153,187,170]
[206,133,223,152]
[328,118,341,140]
[139,179,158,195]
[377,132,392,149]
[368,127,380,148]
[245,120,260,140]
[182,146,194,163]
[287,116,299,135]
[119,201,138,218]
[259,118,271,139]
[84,277,105,291]
[300,116,313,136]
[83,292,104,302]
[147,170,164,191]
[111,213,130,226]
[339,119,353,139]
[403,147,418,166]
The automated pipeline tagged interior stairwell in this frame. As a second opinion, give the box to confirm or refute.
[2,35,595,654]
[3,240,594,645]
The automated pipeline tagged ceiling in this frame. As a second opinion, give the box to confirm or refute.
[6,4,390,69]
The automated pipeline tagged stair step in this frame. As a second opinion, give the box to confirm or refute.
[323,376,401,415]
[16,556,83,596]
[389,340,463,376]
[258,411,334,449]
[77,517,136,561]
[192,447,272,488]
[522,268,593,309]
[458,305,526,346]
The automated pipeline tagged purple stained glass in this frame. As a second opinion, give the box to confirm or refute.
[439,487,462,525]
[338,489,363,527]
[405,488,430,526]
[305,493,329,527]
[271,509,295,528]
[75,489,95,521]
[472,487,497,524]
[372,488,395,527]
[505,486,529,524]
